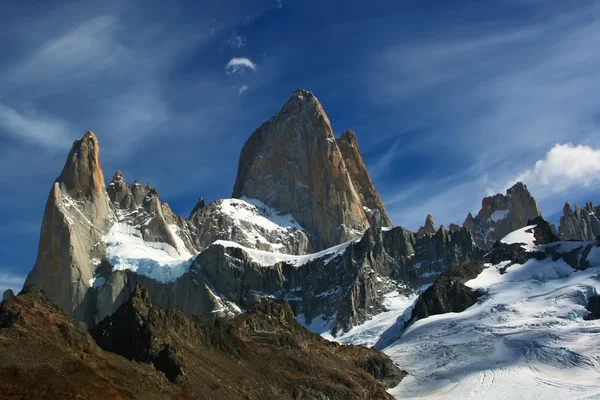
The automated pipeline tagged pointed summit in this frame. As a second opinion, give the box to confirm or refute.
[26,131,113,323]
[417,214,437,237]
[232,89,389,249]
[57,130,106,201]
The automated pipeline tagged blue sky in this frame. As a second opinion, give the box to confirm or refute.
[1,0,600,292]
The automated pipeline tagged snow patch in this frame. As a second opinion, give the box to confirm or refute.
[212,237,358,267]
[501,224,537,250]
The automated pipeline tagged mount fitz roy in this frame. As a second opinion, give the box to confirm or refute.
[22,88,594,337]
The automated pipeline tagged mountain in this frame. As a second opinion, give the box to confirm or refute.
[462,182,542,249]
[23,89,481,332]
[232,89,391,250]
[0,285,402,399]
[558,201,600,241]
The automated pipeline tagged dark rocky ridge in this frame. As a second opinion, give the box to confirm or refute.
[84,212,480,333]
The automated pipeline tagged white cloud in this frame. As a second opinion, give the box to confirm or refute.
[228,34,246,48]
[0,271,26,295]
[508,143,600,196]
[276,0,283,9]
[238,85,249,95]
[0,103,71,149]
[225,57,257,74]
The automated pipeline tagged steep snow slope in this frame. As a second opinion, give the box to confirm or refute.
[382,245,600,399]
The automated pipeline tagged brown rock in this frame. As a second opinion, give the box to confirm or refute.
[417,214,437,237]
[25,131,113,323]
[232,89,383,249]
[336,129,392,226]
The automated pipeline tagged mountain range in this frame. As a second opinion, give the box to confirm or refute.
[3,89,600,399]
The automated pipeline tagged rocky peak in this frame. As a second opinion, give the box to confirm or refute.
[26,131,113,322]
[462,182,541,249]
[417,214,437,237]
[57,131,106,200]
[564,201,573,214]
[189,196,206,218]
[231,89,389,250]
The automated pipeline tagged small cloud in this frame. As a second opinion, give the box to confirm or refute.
[238,85,249,95]
[276,0,283,9]
[506,143,600,195]
[228,34,246,48]
[225,57,257,74]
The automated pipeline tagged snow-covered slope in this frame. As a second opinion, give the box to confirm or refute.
[188,197,311,254]
[319,235,600,399]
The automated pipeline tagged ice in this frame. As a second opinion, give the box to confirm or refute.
[104,222,196,283]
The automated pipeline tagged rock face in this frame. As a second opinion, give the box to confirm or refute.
[25,131,113,322]
[558,201,600,241]
[232,89,390,250]
[0,286,402,399]
[336,129,392,226]
[462,182,542,249]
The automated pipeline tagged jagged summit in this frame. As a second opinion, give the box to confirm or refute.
[232,89,390,250]
[461,182,542,249]
[558,200,600,240]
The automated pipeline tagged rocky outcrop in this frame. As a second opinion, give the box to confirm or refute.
[417,214,437,237]
[584,295,600,320]
[25,131,113,322]
[463,182,542,249]
[336,129,392,226]
[409,260,484,322]
[558,201,600,241]
[90,286,404,399]
[232,89,389,250]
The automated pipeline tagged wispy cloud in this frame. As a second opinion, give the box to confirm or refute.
[225,57,257,74]
[0,103,71,149]
[238,85,249,95]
